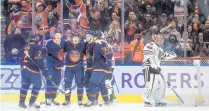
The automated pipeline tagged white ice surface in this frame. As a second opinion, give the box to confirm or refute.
[0,102,208,111]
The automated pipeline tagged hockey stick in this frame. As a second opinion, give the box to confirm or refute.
[159,73,184,104]
[24,53,68,94]
[167,82,184,104]
[112,74,120,94]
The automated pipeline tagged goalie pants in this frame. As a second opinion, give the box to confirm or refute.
[19,68,42,104]
[64,64,84,102]
[45,60,62,99]
[142,67,166,104]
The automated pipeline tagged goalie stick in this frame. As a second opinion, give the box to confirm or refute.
[159,73,184,104]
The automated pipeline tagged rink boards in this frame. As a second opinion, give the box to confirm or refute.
[1,65,209,102]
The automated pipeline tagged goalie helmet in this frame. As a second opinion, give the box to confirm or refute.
[152,34,164,46]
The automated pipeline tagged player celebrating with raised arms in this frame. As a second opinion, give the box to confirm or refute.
[142,34,177,107]
[19,33,48,109]
[62,32,86,107]
[44,29,65,106]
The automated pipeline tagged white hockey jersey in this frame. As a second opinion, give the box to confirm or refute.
[142,42,177,69]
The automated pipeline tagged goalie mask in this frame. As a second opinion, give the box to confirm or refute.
[152,34,164,46]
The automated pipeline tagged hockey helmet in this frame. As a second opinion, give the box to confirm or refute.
[27,33,37,42]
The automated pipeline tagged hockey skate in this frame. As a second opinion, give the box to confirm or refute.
[144,100,167,107]
[43,99,52,106]
[143,99,156,107]
[109,94,117,105]
[84,101,97,107]
[155,100,167,107]
[99,100,111,107]
[29,103,40,109]
[50,99,60,106]
[62,101,70,107]
[78,101,83,107]
[19,102,27,108]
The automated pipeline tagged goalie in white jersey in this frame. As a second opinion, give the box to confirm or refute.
[142,34,177,106]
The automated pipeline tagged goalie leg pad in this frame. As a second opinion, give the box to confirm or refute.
[143,73,166,104]
[152,75,166,103]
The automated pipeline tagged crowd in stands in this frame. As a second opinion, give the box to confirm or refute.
[2,0,209,64]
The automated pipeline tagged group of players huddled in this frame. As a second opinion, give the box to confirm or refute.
[18,29,117,109]
[18,27,178,109]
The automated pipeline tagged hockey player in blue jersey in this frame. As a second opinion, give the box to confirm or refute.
[84,31,96,101]
[84,31,111,107]
[44,29,65,106]
[19,33,47,109]
[62,32,86,107]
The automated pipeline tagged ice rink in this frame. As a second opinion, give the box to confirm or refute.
[0,102,208,111]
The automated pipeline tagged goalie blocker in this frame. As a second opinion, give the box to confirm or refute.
[142,34,177,106]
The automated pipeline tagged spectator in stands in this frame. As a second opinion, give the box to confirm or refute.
[87,10,108,31]
[21,0,32,29]
[124,10,142,43]
[134,0,146,21]
[163,34,183,57]
[194,32,209,57]
[8,2,22,27]
[128,33,144,63]
[64,29,72,41]
[35,2,49,35]
[67,0,86,18]
[142,13,155,30]
[49,26,56,39]
[191,14,201,34]
[175,15,184,35]
[203,20,209,42]
[4,21,26,63]
[178,38,195,57]
[161,30,170,39]
[111,11,120,22]
[54,0,61,19]
[108,20,121,43]
[7,20,28,40]
[48,12,58,28]
[35,2,50,43]
[160,21,181,41]
[157,13,169,30]
[143,25,158,44]
[188,24,195,39]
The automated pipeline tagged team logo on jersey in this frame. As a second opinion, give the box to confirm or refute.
[69,50,80,62]
[35,16,43,25]
[21,15,28,24]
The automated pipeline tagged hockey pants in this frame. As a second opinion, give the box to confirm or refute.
[64,64,84,102]
[20,68,42,104]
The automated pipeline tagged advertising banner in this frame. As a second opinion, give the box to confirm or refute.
[1,65,209,102]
